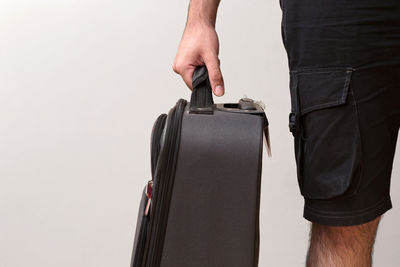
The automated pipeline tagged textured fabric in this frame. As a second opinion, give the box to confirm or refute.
[280,0,400,70]
[281,0,400,226]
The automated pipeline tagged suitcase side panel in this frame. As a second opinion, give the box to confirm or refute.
[160,108,263,267]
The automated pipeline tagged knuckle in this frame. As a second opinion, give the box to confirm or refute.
[173,62,184,74]
[172,64,178,73]
[210,71,222,82]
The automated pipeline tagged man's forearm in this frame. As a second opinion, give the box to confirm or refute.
[186,0,221,28]
[173,0,224,96]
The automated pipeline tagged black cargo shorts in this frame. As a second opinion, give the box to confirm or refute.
[280,0,400,226]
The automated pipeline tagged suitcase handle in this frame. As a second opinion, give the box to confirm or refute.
[189,66,214,114]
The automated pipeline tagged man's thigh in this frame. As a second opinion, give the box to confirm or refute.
[280,0,400,226]
[290,65,399,226]
[280,0,400,70]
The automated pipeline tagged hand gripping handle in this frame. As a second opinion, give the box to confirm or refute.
[189,66,214,114]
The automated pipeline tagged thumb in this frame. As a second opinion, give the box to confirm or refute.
[204,57,224,96]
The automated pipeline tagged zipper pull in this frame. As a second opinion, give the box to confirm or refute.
[144,181,153,216]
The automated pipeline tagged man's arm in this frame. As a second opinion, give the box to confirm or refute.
[172,0,224,96]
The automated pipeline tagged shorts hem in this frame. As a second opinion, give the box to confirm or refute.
[303,196,392,226]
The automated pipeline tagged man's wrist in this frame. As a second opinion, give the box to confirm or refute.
[186,19,215,30]
[186,0,220,29]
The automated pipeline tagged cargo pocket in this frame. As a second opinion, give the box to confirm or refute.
[288,68,363,200]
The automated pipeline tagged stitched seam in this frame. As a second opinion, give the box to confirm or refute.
[290,67,354,75]
[341,70,352,102]
[300,99,345,115]
[341,76,365,199]
[304,196,390,218]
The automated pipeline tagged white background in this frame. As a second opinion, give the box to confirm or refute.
[0,0,399,266]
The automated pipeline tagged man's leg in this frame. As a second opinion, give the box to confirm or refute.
[306,216,381,267]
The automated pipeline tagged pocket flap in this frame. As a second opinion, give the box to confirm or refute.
[291,68,353,115]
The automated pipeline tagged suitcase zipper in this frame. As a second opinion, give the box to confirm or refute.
[131,181,153,267]
[151,114,168,178]
[143,99,187,267]
[131,114,167,267]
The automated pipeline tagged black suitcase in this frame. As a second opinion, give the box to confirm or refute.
[130,66,271,267]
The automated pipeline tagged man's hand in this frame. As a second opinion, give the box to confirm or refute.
[172,0,224,96]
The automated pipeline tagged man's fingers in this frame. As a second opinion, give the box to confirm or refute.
[181,67,195,90]
[173,59,224,96]
[204,57,224,96]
